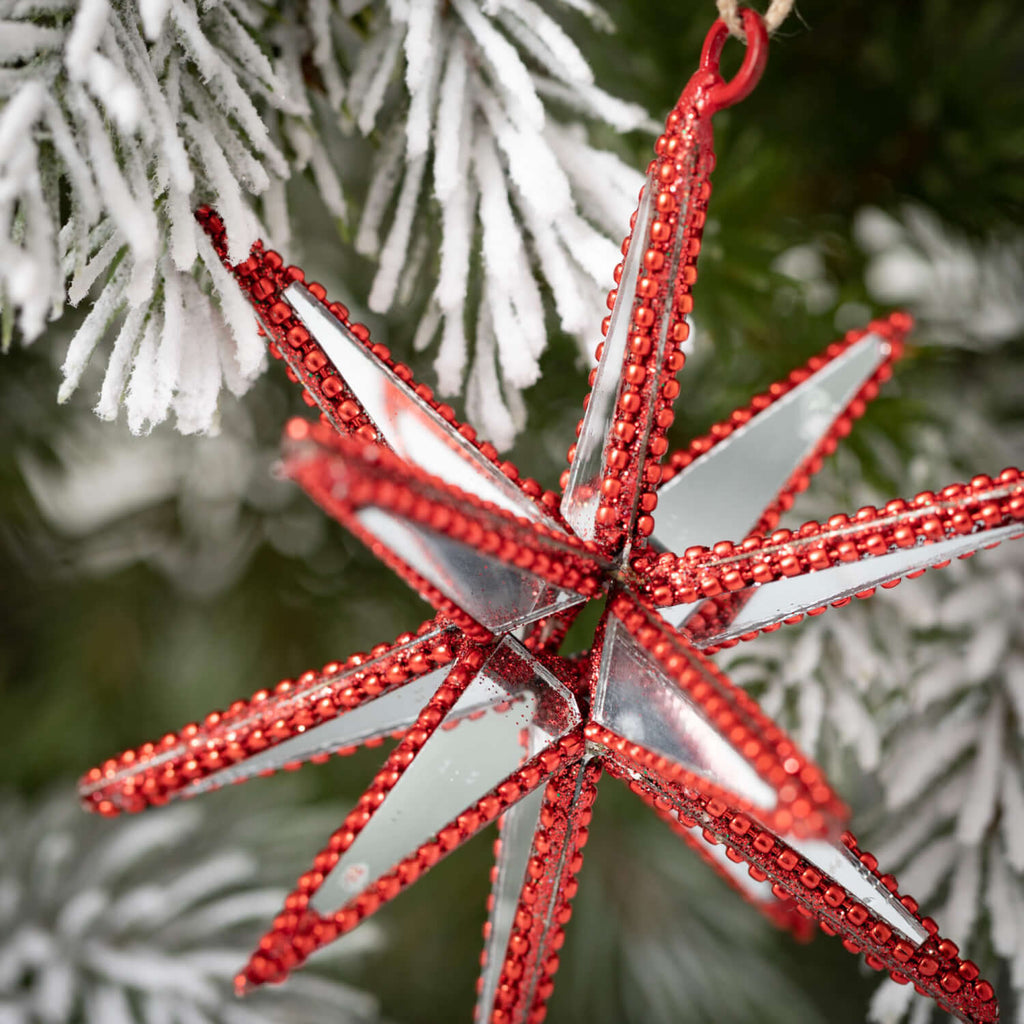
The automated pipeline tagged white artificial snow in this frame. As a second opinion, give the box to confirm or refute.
[4,1,647,448]
[368,153,427,312]
[95,298,151,420]
[0,792,381,1024]
[860,203,1024,349]
[4,0,648,446]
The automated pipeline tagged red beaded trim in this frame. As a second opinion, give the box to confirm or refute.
[561,71,720,552]
[283,418,610,641]
[594,591,848,836]
[79,617,455,815]
[600,759,998,1024]
[238,646,586,992]
[658,313,911,537]
[637,469,1024,608]
[646,791,815,938]
[195,207,563,522]
[480,761,600,1024]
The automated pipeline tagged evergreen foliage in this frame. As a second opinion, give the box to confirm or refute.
[1,1,1022,1021]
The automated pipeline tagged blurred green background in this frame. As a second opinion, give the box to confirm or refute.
[3,1,1023,1021]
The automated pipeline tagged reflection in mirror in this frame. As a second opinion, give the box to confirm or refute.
[476,786,545,1019]
[652,333,890,554]
[310,637,581,914]
[675,521,1023,646]
[185,665,451,796]
[561,184,658,544]
[356,508,587,633]
[788,836,928,945]
[592,616,776,809]
[284,284,552,525]
[182,661,528,797]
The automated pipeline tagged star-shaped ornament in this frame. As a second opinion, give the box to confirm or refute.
[81,12,1022,1023]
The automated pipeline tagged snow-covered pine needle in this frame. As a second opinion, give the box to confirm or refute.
[349,0,649,447]
[4,0,649,446]
[0,788,381,1023]
[0,0,310,434]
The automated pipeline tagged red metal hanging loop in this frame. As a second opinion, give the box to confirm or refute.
[700,8,769,113]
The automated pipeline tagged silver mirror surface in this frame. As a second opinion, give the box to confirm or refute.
[310,637,581,914]
[561,183,658,544]
[788,836,929,945]
[652,333,890,555]
[284,284,553,525]
[356,508,587,634]
[185,664,453,797]
[76,624,460,806]
[476,786,546,1019]
[592,615,776,810]
[674,520,1024,646]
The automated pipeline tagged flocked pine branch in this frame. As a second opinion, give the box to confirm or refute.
[0,788,381,1023]
[0,0,649,446]
[346,0,649,447]
[857,205,1024,351]
[717,209,1024,1020]
[865,550,1024,1024]
[0,0,319,434]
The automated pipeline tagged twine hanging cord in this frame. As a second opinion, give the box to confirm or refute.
[717,0,795,38]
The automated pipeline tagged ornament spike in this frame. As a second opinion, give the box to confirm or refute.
[560,46,725,556]
[603,765,999,1024]
[195,207,561,526]
[78,617,457,815]
[476,760,599,1024]
[284,420,609,640]
[588,592,847,837]
[653,313,910,554]
[642,468,1024,648]
[239,639,585,991]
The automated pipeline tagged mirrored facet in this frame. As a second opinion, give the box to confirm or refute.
[284,284,552,525]
[788,836,928,945]
[560,186,655,543]
[310,637,581,914]
[652,333,890,553]
[184,665,454,797]
[356,508,587,634]
[77,624,459,810]
[476,786,546,1019]
[477,760,594,1023]
[676,521,1024,646]
[592,615,776,809]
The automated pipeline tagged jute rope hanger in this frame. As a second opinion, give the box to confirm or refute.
[716,0,796,38]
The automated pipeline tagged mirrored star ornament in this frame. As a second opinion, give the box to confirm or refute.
[80,12,1021,1023]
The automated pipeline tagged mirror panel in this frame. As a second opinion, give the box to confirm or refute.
[285,284,552,524]
[561,186,657,544]
[652,333,890,554]
[356,508,587,634]
[476,786,546,1018]
[592,616,776,809]
[789,836,929,945]
[674,521,1023,646]
[310,638,580,914]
